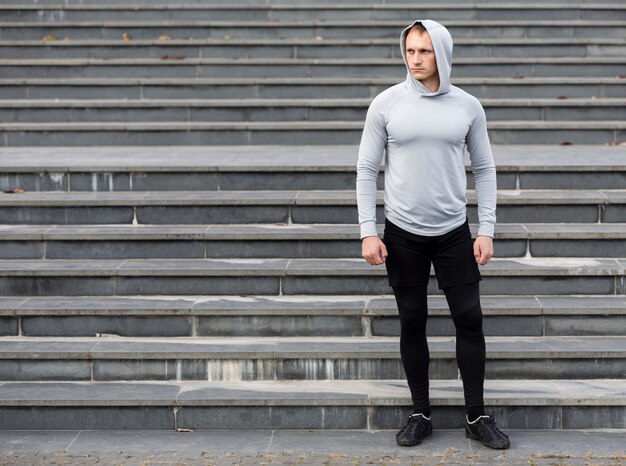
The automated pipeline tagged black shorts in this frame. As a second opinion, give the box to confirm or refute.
[383,219,482,289]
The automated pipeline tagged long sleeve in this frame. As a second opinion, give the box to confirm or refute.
[356,99,387,239]
[466,103,497,238]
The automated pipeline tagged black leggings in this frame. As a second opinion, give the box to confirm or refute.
[393,281,486,414]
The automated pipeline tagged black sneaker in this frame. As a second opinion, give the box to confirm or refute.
[465,415,510,449]
[396,413,433,447]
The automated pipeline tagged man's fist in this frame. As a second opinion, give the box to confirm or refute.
[473,235,494,265]
[362,236,388,266]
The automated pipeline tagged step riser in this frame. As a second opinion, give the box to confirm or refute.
[0,239,366,260]
[2,404,623,430]
[3,83,623,99]
[3,106,624,123]
[1,44,624,59]
[4,0,623,4]
[4,170,626,191]
[0,275,622,296]
[1,128,622,146]
[0,358,622,382]
[377,316,626,338]
[4,314,625,338]
[2,25,623,40]
[3,63,623,78]
[3,170,626,192]
[2,239,626,260]
[0,171,368,192]
[4,10,625,22]
[0,204,616,225]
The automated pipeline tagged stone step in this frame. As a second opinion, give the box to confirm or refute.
[2,295,625,338]
[0,189,623,225]
[0,335,623,381]
[3,4,624,22]
[0,20,623,40]
[2,145,625,191]
[1,38,624,59]
[4,430,626,461]
[3,0,623,4]
[0,0,621,438]
[0,379,623,430]
[2,224,626,260]
[2,57,624,79]
[1,121,623,146]
[2,77,623,99]
[0,257,624,296]
[2,98,623,123]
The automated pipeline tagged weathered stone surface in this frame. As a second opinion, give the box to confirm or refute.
[0,277,115,296]
[372,316,544,337]
[0,406,174,430]
[92,360,209,381]
[545,316,626,336]
[0,360,91,381]
[0,207,134,225]
[197,315,363,337]
[115,277,280,296]
[136,206,290,225]
[563,407,626,429]
[485,359,626,379]
[177,406,366,430]
[0,240,43,259]
[22,315,192,337]
[0,317,18,336]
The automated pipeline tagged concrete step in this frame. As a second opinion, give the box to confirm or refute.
[2,98,623,123]
[2,77,623,99]
[1,121,623,146]
[2,224,626,260]
[3,0,623,4]
[0,189,624,225]
[2,57,624,79]
[0,20,623,40]
[0,335,623,381]
[2,145,625,191]
[1,38,624,59]
[0,257,624,296]
[0,379,623,430]
[0,0,621,438]
[3,4,625,22]
[2,295,625,338]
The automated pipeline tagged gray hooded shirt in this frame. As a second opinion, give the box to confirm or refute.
[356,19,497,239]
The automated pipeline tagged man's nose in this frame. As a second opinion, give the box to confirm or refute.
[412,53,422,64]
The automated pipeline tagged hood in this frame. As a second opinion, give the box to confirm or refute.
[400,19,453,96]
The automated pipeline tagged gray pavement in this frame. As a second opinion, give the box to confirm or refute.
[0,430,625,465]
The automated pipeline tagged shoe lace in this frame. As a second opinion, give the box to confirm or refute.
[407,413,431,433]
[476,416,508,441]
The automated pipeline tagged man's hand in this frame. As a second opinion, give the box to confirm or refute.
[362,236,388,266]
[473,235,494,266]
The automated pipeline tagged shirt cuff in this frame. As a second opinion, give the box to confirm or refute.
[477,224,495,238]
[360,221,379,239]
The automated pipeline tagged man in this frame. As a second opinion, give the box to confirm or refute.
[356,20,509,449]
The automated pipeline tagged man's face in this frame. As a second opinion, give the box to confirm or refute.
[405,29,439,91]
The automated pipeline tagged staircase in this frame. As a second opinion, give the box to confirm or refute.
[0,1,625,433]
